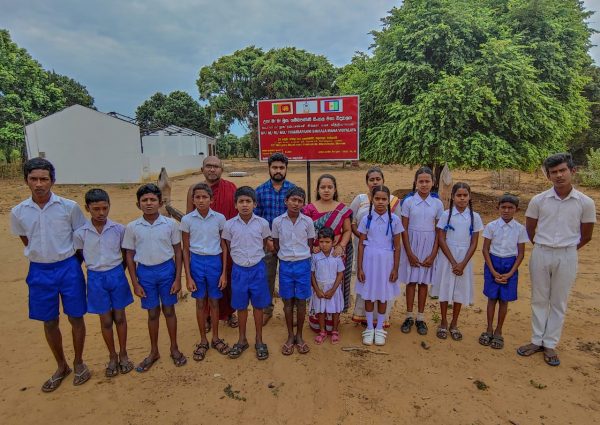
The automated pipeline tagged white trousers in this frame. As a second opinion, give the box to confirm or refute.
[529,244,578,349]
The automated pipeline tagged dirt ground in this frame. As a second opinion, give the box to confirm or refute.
[1,159,599,425]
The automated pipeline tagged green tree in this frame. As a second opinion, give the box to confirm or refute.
[569,65,600,164]
[339,0,593,172]
[46,70,95,108]
[197,46,337,149]
[136,90,212,135]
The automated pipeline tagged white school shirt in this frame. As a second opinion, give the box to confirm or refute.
[525,187,596,248]
[401,194,444,231]
[122,215,181,266]
[73,219,125,271]
[311,251,345,283]
[436,208,484,247]
[271,212,316,261]
[10,193,86,263]
[358,211,404,251]
[222,214,271,267]
[482,218,529,258]
[180,209,225,256]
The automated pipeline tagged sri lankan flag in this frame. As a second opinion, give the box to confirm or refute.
[320,99,343,113]
[272,102,293,115]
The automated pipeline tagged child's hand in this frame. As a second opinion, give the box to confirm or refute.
[218,273,227,290]
[266,239,275,253]
[312,246,321,254]
[389,269,398,283]
[133,283,146,298]
[421,255,435,268]
[452,262,465,276]
[325,289,334,299]
[316,289,326,299]
[170,279,182,295]
[407,252,420,267]
[186,277,197,293]
[357,268,365,283]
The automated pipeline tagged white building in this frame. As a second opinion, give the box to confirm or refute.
[25,105,214,184]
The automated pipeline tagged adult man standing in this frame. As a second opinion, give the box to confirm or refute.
[255,153,296,324]
[517,153,596,366]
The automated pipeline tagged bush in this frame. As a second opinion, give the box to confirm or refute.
[579,148,600,187]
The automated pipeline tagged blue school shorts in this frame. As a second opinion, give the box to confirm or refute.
[26,255,87,321]
[136,259,177,310]
[87,265,134,314]
[279,258,312,300]
[190,253,223,300]
[483,254,518,302]
[231,260,270,310]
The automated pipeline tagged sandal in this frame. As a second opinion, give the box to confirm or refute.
[193,342,209,361]
[211,338,230,355]
[490,335,504,350]
[255,343,269,360]
[416,320,428,336]
[516,343,544,357]
[401,317,414,333]
[330,331,340,344]
[479,332,493,346]
[227,314,239,329]
[315,331,327,345]
[105,361,119,378]
[281,342,295,356]
[73,364,92,386]
[41,367,72,393]
[136,356,160,373]
[118,357,134,375]
[228,342,249,359]
[544,349,560,366]
[436,327,448,340]
[171,351,187,367]
[296,341,310,354]
[449,327,463,341]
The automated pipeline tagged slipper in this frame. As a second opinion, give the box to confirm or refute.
[105,362,119,378]
[118,358,134,375]
[136,356,159,373]
[41,367,72,393]
[211,338,230,355]
[281,342,295,356]
[296,341,310,354]
[255,343,269,360]
[315,331,327,345]
[479,332,493,346]
[73,364,92,386]
[449,327,463,341]
[436,327,448,340]
[227,314,239,329]
[193,342,209,361]
[516,343,544,357]
[544,349,560,366]
[228,342,249,359]
[490,335,504,350]
[330,331,340,344]
[171,352,187,367]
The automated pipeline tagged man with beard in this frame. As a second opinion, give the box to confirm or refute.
[255,153,296,325]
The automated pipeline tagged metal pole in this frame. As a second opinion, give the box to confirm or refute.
[306,161,312,203]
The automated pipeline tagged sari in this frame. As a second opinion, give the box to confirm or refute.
[303,202,353,333]
[349,193,400,328]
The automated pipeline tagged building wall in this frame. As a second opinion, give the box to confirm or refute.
[26,105,142,184]
[141,154,202,180]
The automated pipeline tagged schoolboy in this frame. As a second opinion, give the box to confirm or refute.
[221,186,271,360]
[479,194,528,350]
[10,158,90,392]
[122,183,186,371]
[181,183,230,361]
[272,187,315,355]
[74,188,134,377]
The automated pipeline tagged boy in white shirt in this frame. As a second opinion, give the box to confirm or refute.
[10,158,90,392]
[479,194,528,350]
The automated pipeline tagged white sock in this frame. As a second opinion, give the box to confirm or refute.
[406,311,414,319]
[365,311,374,330]
[417,312,425,322]
[376,313,386,330]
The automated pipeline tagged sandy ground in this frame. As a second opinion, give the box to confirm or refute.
[1,159,599,425]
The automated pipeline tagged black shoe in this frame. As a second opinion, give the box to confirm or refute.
[416,320,428,335]
[401,317,414,333]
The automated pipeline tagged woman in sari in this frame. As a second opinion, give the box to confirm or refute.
[303,174,353,333]
[349,167,401,328]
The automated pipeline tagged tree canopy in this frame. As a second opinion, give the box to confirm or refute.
[338,0,594,170]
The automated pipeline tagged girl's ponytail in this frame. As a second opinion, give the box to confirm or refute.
[468,198,474,235]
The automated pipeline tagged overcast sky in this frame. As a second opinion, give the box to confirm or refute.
[2,0,600,132]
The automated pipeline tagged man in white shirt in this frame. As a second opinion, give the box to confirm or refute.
[517,153,596,366]
[10,158,90,392]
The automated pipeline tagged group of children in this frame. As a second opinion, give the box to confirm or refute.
[12,157,531,393]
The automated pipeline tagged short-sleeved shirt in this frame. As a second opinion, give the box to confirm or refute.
[482,218,529,258]
[436,208,484,247]
[73,219,125,271]
[254,179,295,228]
[358,211,404,251]
[401,194,444,231]
[311,251,345,283]
[222,214,271,267]
[271,212,316,261]
[122,215,181,266]
[525,187,596,248]
[180,209,226,256]
[10,193,86,263]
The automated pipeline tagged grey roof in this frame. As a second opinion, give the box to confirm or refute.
[144,125,214,140]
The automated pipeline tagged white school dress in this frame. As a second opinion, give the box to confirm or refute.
[431,207,483,305]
